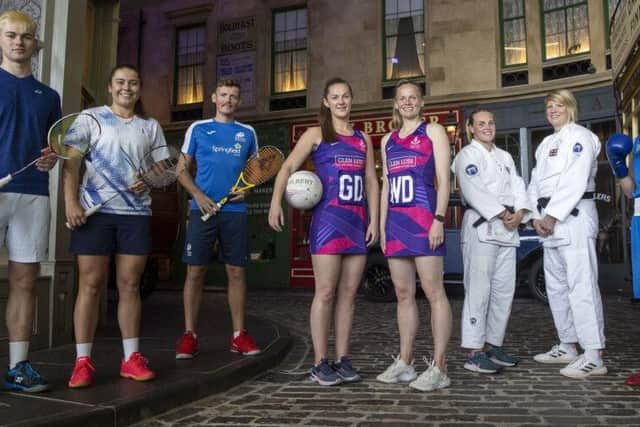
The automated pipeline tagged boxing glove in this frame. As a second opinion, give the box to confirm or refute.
[606,133,633,178]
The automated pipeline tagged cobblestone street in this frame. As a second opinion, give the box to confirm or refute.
[137,290,640,426]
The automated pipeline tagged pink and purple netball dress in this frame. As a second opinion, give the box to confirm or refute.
[308,131,368,255]
[384,122,445,257]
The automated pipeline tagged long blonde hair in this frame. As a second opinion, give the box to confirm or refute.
[391,80,424,130]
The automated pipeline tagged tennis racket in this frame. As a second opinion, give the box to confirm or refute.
[66,144,184,229]
[0,112,100,188]
[201,145,284,221]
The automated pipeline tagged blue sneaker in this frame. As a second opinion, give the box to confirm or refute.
[463,351,501,374]
[4,361,50,393]
[486,345,519,367]
[332,356,361,382]
[310,359,342,386]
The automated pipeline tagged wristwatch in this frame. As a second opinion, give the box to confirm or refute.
[434,214,445,223]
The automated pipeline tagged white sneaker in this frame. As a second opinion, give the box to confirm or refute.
[533,344,579,364]
[376,355,417,384]
[560,355,607,379]
[409,359,451,392]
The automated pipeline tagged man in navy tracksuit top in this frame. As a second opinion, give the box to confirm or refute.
[0,10,61,392]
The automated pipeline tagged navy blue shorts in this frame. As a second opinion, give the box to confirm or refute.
[182,210,249,267]
[70,213,151,255]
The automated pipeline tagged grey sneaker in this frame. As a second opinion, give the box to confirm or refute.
[332,356,361,382]
[533,344,578,364]
[409,359,450,392]
[559,355,607,379]
[486,345,519,367]
[376,355,417,384]
[310,359,342,386]
[464,351,501,374]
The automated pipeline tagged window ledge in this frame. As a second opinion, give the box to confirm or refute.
[271,90,307,98]
[171,102,204,112]
[381,77,425,87]
[543,52,591,65]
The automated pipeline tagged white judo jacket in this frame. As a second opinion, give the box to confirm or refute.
[452,140,531,247]
[527,122,600,247]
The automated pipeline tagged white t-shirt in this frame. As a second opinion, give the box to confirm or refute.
[78,106,168,216]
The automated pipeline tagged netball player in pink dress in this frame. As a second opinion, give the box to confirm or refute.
[376,80,453,392]
[269,77,379,385]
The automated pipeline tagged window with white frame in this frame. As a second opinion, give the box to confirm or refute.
[175,25,205,105]
[272,8,307,93]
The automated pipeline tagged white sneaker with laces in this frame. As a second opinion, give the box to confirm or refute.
[409,359,450,392]
[533,344,578,364]
[559,355,607,379]
[376,355,417,384]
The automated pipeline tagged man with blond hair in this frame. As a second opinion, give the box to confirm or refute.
[0,10,61,392]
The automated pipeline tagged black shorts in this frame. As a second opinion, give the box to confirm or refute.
[182,210,249,267]
[70,213,151,255]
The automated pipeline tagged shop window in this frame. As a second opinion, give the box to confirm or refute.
[500,0,527,66]
[175,25,205,105]
[543,0,590,60]
[384,0,425,80]
[272,7,307,94]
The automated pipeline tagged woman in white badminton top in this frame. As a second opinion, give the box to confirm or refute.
[63,64,167,388]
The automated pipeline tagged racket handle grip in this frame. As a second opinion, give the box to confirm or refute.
[200,201,224,222]
[65,204,102,229]
[0,174,13,189]
[84,204,102,217]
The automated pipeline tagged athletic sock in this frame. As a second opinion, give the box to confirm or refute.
[122,338,140,361]
[76,343,93,359]
[8,341,29,369]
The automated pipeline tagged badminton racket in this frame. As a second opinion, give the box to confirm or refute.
[0,112,100,188]
[66,144,184,229]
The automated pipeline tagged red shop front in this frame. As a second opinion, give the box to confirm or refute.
[288,108,464,288]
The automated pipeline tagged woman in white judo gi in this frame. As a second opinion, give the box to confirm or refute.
[529,89,606,379]
[452,109,531,373]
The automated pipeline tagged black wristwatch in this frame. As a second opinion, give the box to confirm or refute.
[434,214,445,223]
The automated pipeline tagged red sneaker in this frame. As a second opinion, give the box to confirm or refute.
[625,370,640,386]
[68,356,96,388]
[120,352,155,381]
[230,330,261,356]
[176,331,199,360]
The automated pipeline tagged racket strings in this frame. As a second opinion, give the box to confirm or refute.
[138,147,184,189]
[49,113,97,159]
[242,147,284,185]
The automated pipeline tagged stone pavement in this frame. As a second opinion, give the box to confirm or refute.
[0,291,291,427]
[137,289,640,426]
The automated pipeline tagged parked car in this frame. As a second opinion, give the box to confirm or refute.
[361,194,547,303]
